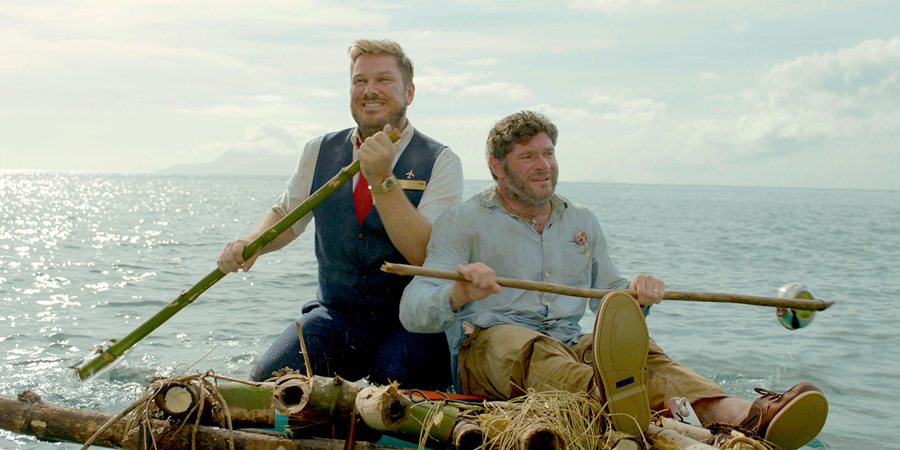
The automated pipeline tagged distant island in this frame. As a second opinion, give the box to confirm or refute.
[156,150,297,177]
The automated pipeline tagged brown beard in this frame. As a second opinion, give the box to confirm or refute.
[502,159,557,208]
[352,100,407,138]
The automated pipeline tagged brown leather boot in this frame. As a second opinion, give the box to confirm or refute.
[740,382,828,449]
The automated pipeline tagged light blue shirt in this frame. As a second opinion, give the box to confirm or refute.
[399,184,633,390]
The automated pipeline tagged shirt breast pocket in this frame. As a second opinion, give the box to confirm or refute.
[563,240,592,287]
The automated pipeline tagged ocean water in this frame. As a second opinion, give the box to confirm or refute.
[1,172,898,449]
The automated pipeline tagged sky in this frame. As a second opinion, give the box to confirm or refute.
[1,0,899,190]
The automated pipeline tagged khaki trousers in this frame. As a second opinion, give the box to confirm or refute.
[458,324,726,410]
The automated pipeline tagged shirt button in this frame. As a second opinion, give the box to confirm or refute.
[358,233,364,239]
[544,272,550,278]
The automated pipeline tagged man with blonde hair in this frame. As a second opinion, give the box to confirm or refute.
[219,39,463,389]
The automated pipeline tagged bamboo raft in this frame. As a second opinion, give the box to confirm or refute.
[0,371,774,450]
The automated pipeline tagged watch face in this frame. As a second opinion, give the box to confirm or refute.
[372,175,396,194]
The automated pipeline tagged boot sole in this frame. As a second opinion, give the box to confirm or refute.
[592,291,650,436]
[764,390,828,449]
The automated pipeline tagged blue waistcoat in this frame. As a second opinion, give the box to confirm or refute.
[309,128,446,324]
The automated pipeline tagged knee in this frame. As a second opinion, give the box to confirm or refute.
[250,361,273,382]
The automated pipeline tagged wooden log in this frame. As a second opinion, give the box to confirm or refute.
[0,391,402,449]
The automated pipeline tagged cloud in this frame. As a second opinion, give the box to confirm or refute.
[3,0,385,36]
[190,120,329,158]
[699,71,723,82]
[396,30,617,60]
[732,20,751,34]
[567,0,663,15]
[527,104,598,122]
[460,82,534,102]
[760,37,900,93]
[687,37,900,159]
[415,68,494,94]
[458,58,502,67]
[0,1,379,87]
[589,93,667,124]
[0,32,271,77]
[243,120,327,151]
[176,96,308,118]
[416,68,534,102]
[302,88,344,99]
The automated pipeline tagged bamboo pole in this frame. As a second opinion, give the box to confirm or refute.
[386,400,459,447]
[216,382,275,428]
[273,374,360,422]
[479,414,566,450]
[355,384,412,431]
[74,131,402,381]
[452,417,485,450]
[381,262,836,311]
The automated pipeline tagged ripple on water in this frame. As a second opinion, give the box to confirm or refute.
[3,176,898,449]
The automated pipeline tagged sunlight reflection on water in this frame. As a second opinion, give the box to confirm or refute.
[1,173,899,449]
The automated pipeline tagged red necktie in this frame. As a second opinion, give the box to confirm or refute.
[354,172,372,225]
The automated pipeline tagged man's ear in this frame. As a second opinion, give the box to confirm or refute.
[406,81,415,105]
[488,156,504,180]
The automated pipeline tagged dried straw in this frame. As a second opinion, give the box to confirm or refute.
[476,389,622,450]
[82,369,247,450]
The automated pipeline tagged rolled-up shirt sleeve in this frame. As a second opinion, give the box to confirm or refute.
[417,147,464,223]
[273,137,322,238]
[400,207,469,333]
[588,214,631,313]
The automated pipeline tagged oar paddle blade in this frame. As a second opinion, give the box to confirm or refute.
[776,282,818,330]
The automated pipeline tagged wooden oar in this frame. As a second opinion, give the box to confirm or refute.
[381,262,836,311]
[74,131,401,381]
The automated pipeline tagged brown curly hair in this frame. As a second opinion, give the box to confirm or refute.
[486,111,559,180]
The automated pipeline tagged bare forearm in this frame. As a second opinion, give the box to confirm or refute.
[373,188,431,265]
[245,209,295,255]
[218,209,296,273]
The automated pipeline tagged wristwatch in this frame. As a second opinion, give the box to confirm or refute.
[369,175,397,195]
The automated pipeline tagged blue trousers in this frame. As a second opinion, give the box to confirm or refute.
[250,302,451,390]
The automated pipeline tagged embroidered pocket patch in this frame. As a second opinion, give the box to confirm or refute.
[572,229,587,246]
